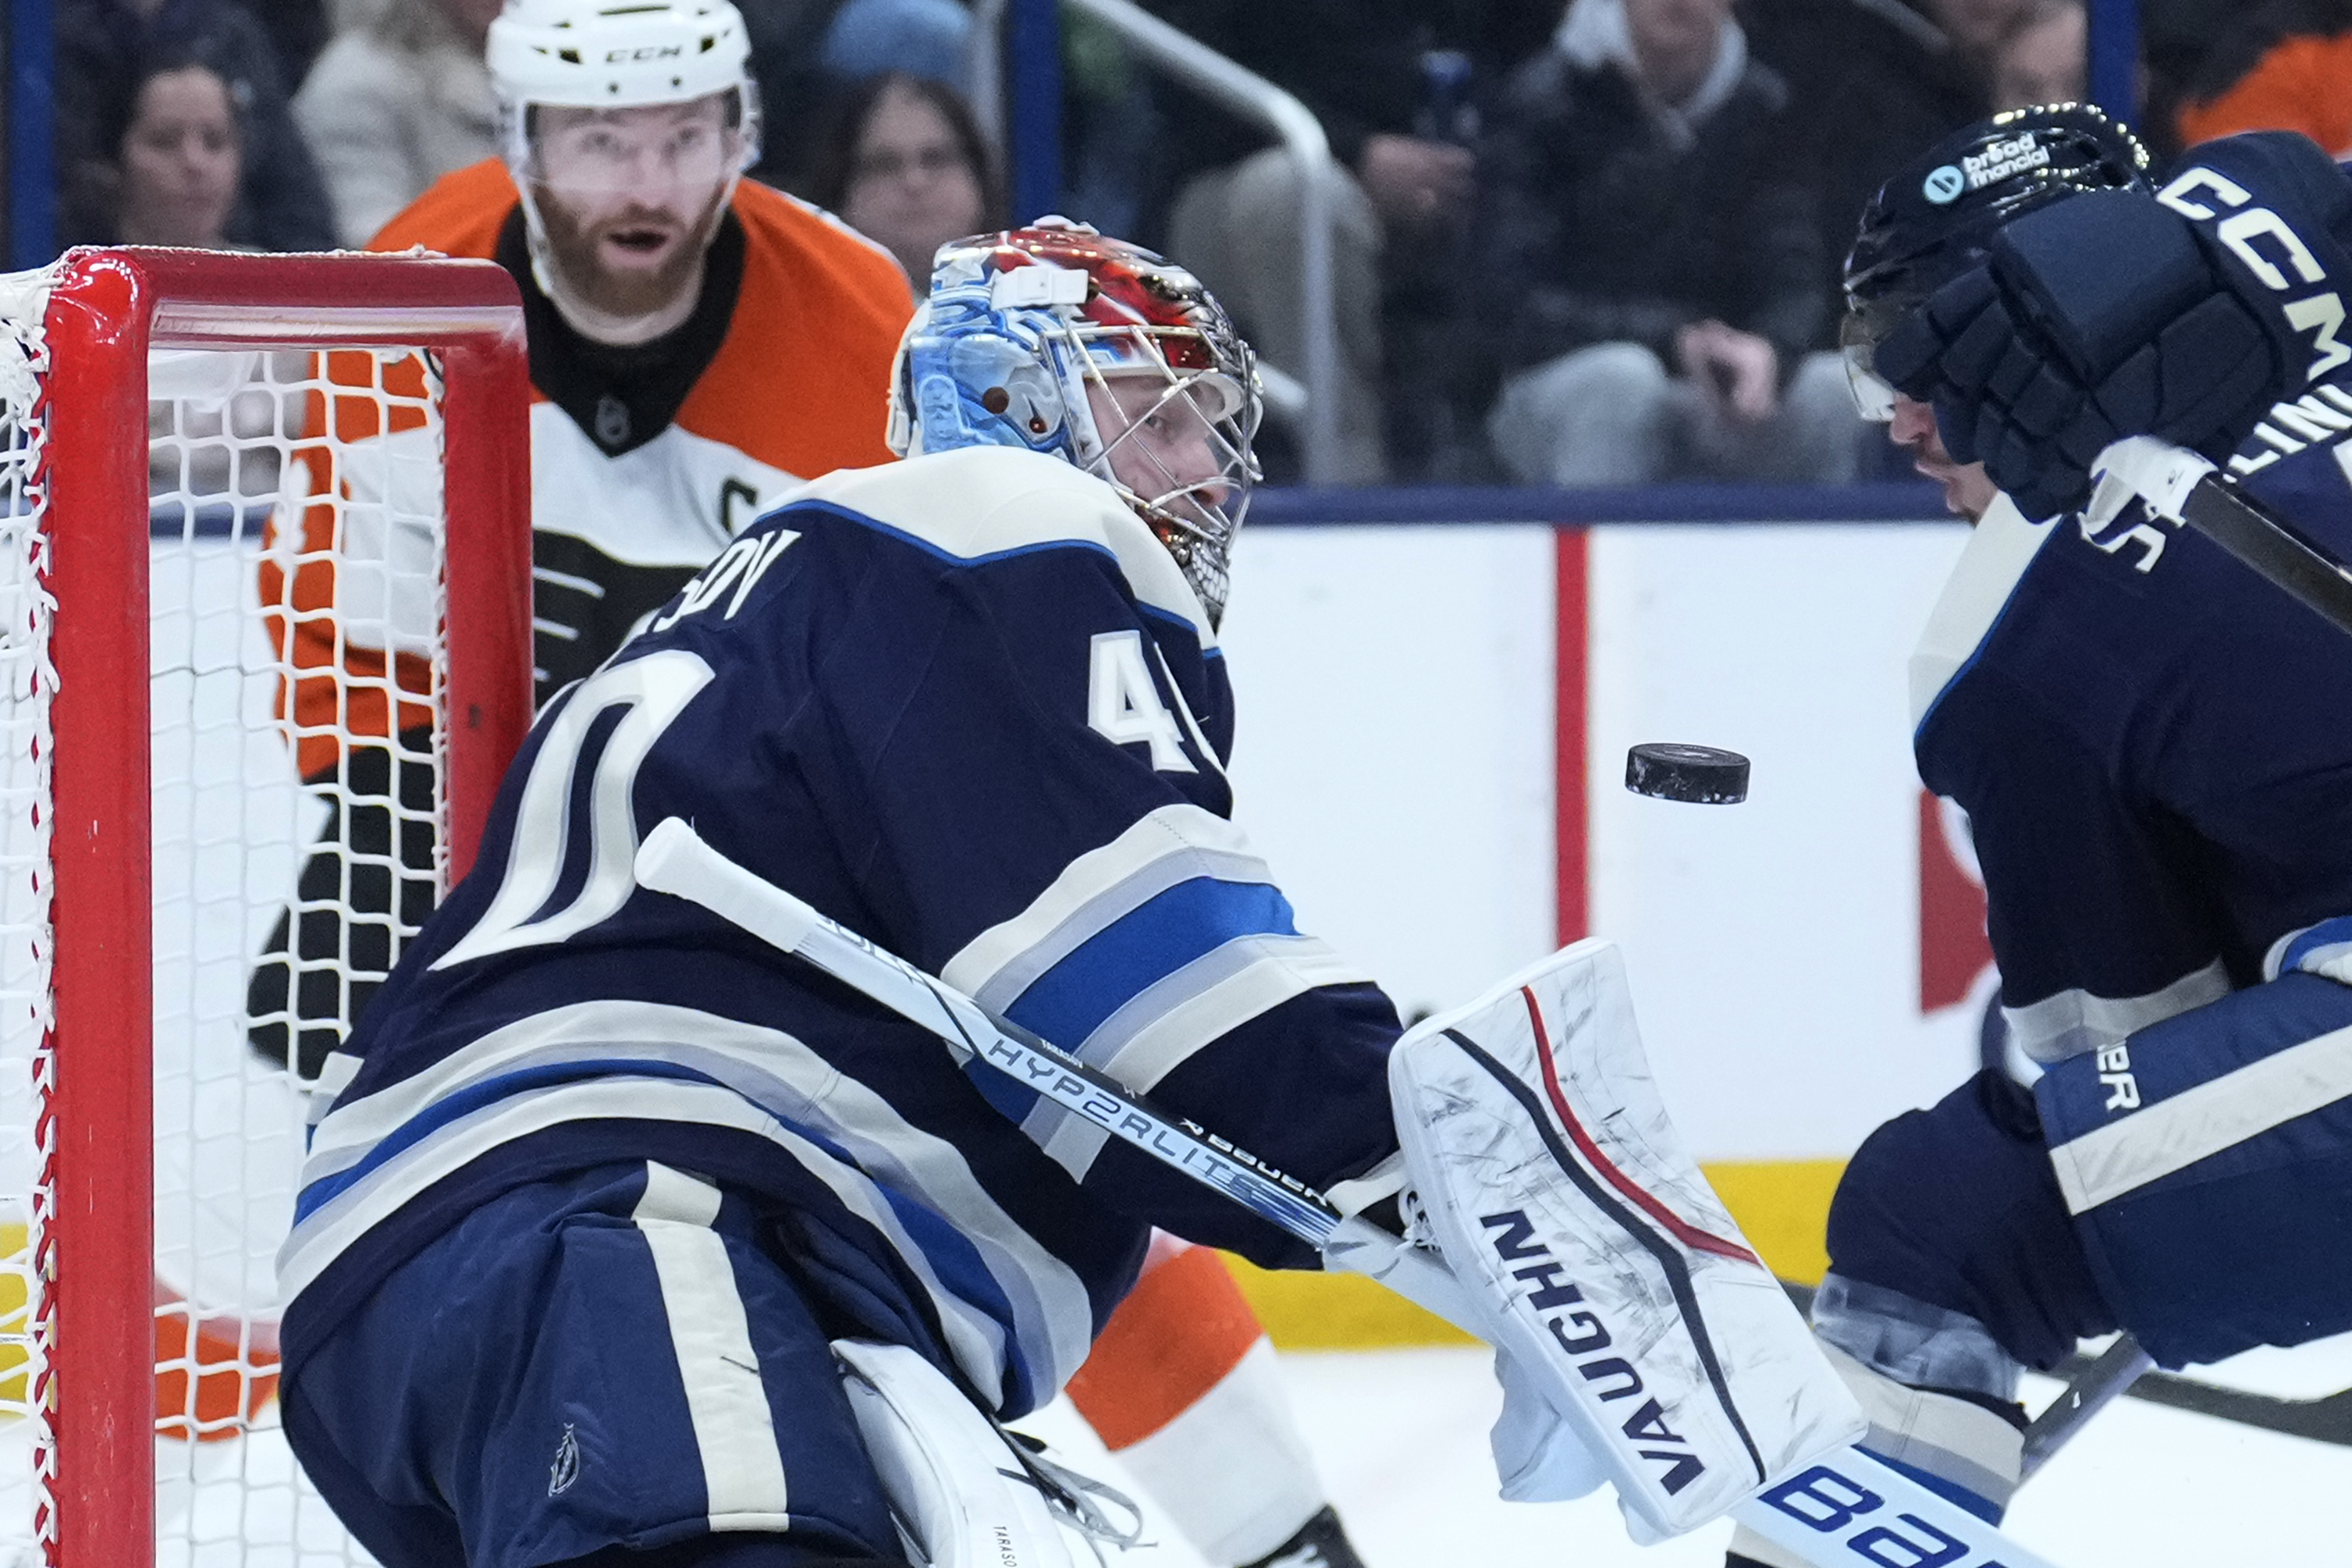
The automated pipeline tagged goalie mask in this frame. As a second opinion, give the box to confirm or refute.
[887,220,1262,627]
[1842,103,2151,420]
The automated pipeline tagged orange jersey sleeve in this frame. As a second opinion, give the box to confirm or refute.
[2178,34,2352,157]
[672,180,913,476]
[259,348,445,781]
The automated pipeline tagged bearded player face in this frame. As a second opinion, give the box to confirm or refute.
[529,96,738,322]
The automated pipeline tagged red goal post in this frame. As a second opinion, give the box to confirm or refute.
[8,249,532,1565]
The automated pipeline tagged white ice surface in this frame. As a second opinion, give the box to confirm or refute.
[1017,1341,2352,1568]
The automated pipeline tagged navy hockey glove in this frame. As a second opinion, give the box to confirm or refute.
[1877,194,2281,517]
[1878,132,2352,519]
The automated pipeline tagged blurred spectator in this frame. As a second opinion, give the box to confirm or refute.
[57,0,336,252]
[247,0,329,89]
[2141,0,2241,159]
[802,72,1001,284]
[1145,0,1480,483]
[1479,0,1854,485]
[293,0,499,245]
[115,51,245,247]
[2175,0,2352,155]
[1991,0,2085,107]
[1743,0,1984,357]
[744,0,974,190]
[1916,0,2035,77]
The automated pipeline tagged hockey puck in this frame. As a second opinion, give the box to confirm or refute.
[1625,742,1749,804]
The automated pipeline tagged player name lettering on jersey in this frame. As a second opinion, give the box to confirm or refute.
[650,527,800,634]
[2096,1044,2140,1111]
[1481,1209,1707,1497]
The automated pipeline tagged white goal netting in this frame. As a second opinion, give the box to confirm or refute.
[0,253,528,1568]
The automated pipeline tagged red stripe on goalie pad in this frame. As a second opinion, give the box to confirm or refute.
[1522,986,1759,1267]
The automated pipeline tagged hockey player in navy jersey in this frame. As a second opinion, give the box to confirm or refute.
[268,221,1419,1568]
[1724,104,2352,1566]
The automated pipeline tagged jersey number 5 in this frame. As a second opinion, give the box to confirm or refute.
[434,648,715,970]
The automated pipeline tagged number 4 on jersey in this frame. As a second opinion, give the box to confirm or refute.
[1087,630,1197,774]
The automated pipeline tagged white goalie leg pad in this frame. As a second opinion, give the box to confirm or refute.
[836,1339,1100,1568]
[1390,938,1866,1541]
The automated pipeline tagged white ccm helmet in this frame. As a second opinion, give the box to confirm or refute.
[487,0,760,299]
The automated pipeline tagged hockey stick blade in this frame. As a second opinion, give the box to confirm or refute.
[2091,434,2352,638]
[631,818,1477,1331]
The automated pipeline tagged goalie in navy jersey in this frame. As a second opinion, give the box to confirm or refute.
[271,221,1410,1568]
[1722,104,2352,1566]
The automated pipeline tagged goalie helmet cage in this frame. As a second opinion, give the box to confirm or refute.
[4,249,532,1565]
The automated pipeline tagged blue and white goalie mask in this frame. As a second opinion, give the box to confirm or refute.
[887,220,1262,627]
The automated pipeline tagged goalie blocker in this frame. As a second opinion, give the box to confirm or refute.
[1388,942,1866,1541]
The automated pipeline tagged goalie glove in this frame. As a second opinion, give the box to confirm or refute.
[1388,940,1864,1542]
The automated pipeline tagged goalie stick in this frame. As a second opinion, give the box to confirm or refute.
[632,818,2069,1568]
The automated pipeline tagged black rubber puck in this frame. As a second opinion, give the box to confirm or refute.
[1625,742,1749,804]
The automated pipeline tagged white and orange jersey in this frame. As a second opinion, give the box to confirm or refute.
[263,158,913,776]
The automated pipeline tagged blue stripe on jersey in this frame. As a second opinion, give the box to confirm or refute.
[292,1057,726,1224]
[1000,877,1298,1049]
[871,1183,1037,1410]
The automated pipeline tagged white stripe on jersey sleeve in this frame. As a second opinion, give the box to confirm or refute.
[1013,935,1372,1185]
[2003,958,2230,1064]
[1081,933,1372,1088]
[2049,1019,2352,1214]
[941,803,1271,1011]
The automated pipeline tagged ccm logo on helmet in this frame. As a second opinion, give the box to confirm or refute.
[1481,1210,1706,1497]
[606,44,684,61]
[2160,166,2352,383]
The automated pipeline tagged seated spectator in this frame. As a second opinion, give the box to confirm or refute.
[800,72,1000,285]
[1916,0,2036,78]
[1990,0,2085,108]
[1147,0,1479,484]
[1480,0,1854,486]
[744,0,974,191]
[56,0,335,252]
[292,0,499,246]
[114,49,245,247]
[2175,0,2352,155]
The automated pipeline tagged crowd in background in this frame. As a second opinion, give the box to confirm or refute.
[40,0,2352,485]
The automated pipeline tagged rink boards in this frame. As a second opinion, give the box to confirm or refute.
[1218,514,1984,1335]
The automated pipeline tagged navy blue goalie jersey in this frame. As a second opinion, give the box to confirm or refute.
[1911,397,2352,1064]
[277,445,1403,1415]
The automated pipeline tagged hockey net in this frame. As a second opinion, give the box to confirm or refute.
[0,249,532,1566]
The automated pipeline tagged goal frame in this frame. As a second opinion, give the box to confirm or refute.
[35,247,532,1566]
